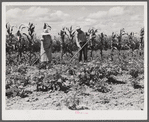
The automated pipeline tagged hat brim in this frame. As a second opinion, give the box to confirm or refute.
[41,32,51,35]
[76,28,81,31]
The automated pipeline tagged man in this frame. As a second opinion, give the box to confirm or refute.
[76,26,88,62]
[40,23,52,68]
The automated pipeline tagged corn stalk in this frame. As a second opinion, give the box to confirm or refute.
[6,23,16,56]
[28,22,35,65]
[16,24,27,63]
[87,28,98,60]
[99,32,107,60]
[140,27,144,49]
[66,26,76,42]
[111,28,126,61]
[6,23,15,42]
[59,26,74,61]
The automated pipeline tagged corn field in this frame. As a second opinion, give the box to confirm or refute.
[5,22,145,111]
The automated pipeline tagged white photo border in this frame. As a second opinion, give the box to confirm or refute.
[2,2,148,120]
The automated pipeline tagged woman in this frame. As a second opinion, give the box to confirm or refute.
[40,25,52,69]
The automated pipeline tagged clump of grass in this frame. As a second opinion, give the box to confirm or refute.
[129,68,139,78]
[129,68,144,89]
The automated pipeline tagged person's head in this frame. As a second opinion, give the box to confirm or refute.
[43,28,50,33]
[76,26,81,33]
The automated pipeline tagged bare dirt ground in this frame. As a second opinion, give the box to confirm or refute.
[5,50,144,110]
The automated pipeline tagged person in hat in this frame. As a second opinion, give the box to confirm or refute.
[40,23,52,68]
[75,26,88,62]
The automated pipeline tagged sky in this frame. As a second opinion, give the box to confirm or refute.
[6,5,144,38]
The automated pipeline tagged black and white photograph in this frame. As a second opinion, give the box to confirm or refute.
[2,2,147,120]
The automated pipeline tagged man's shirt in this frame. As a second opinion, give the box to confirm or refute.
[76,30,87,43]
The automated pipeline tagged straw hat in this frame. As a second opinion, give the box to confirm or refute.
[43,23,51,31]
[76,26,81,31]
[43,28,50,33]
[42,28,51,35]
